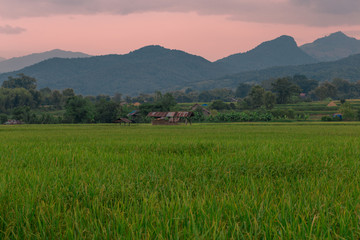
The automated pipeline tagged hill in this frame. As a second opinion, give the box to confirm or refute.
[300,32,360,62]
[0,49,91,73]
[190,54,360,90]
[0,46,227,96]
[0,57,6,62]
[215,35,316,73]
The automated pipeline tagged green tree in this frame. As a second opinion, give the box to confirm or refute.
[0,113,8,124]
[248,85,265,108]
[51,90,62,108]
[94,100,120,123]
[235,83,252,98]
[158,93,177,111]
[64,96,94,123]
[210,100,229,110]
[340,102,356,121]
[264,91,276,110]
[271,77,301,104]
[292,75,319,93]
[2,74,37,90]
[313,82,337,100]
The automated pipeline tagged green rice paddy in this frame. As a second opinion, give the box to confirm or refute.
[0,123,359,239]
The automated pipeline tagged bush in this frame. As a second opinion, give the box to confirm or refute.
[321,116,333,121]
[0,113,8,124]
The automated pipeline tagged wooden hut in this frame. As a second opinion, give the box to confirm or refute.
[190,104,211,116]
[114,118,132,125]
[147,112,194,125]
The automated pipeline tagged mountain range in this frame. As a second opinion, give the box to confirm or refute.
[0,57,6,62]
[190,54,360,91]
[0,49,90,73]
[0,31,359,96]
[300,31,360,62]
[216,35,317,73]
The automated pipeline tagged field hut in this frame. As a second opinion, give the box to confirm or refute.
[147,112,194,125]
[327,101,337,107]
[190,104,211,116]
[3,119,23,125]
[114,118,132,125]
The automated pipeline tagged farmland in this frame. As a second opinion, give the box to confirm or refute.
[0,123,360,239]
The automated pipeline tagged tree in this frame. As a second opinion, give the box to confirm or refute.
[157,93,177,111]
[247,85,265,108]
[340,102,356,121]
[264,91,276,110]
[271,77,301,104]
[313,82,337,100]
[291,75,319,93]
[235,83,252,98]
[51,90,62,108]
[0,88,33,110]
[2,74,37,90]
[198,91,212,102]
[0,113,8,124]
[64,96,94,123]
[210,100,229,110]
[94,100,120,123]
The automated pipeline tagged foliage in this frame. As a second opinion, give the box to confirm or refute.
[64,96,95,123]
[1,74,37,90]
[339,102,356,121]
[0,113,7,124]
[271,77,301,104]
[235,83,252,98]
[313,82,337,100]
[94,100,120,123]
[210,100,229,110]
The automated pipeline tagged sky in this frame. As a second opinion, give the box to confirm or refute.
[0,0,360,61]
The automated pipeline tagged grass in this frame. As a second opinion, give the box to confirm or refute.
[0,123,360,239]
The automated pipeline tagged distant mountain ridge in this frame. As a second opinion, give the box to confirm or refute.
[0,49,91,73]
[0,45,228,96]
[0,57,6,62]
[190,54,360,91]
[0,33,360,96]
[300,31,360,62]
[216,35,317,73]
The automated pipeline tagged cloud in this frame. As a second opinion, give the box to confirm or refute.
[0,0,360,26]
[0,25,26,34]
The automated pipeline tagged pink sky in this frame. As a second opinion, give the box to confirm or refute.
[1,0,360,61]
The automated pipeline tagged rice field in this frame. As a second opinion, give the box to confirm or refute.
[0,123,360,239]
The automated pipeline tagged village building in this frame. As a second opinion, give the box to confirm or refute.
[3,120,23,125]
[113,118,133,125]
[147,112,194,125]
[190,104,211,116]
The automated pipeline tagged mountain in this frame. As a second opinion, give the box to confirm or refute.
[190,54,360,90]
[0,49,91,73]
[0,57,6,62]
[0,46,227,96]
[215,35,317,73]
[300,31,360,62]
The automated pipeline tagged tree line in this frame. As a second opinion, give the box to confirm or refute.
[1,73,360,124]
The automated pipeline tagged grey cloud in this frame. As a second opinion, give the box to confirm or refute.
[0,25,26,34]
[0,0,360,26]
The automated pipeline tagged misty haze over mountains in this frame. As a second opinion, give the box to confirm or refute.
[0,32,360,96]
[0,49,90,73]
